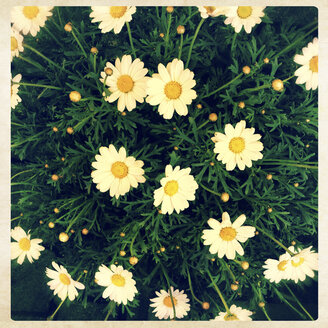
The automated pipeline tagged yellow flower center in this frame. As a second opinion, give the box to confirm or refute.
[291,257,304,267]
[164,180,179,196]
[163,296,177,307]
[237,6,253,19]
[219,227,237,241]
[11,37,18,51]
[111,274,125,287]
[204,6,216,15]
[229,137,245,154]
[309,56,318,73]
[18,237,31,251]
[277,260,288,271]
[164,81,182,100]
[23,6,40,19]
[59,273,71,285]
[117,75,134,93]
[110,6,127,18]
[111,161,128,179]
[224,313,239,321]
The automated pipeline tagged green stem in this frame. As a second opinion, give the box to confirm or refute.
[11,169,33,180]
[104,301,116,321]
[18,55,45,71]
[206,270,230,314]
[56,7,63,27]
[182,10,199,25]
[261,306,272,321]
[186,265,203,305]
[160,264,177,319]
[197,120,209,130]
[65,202,93,232]
[126,21,136,59]
[260,162,317,169]
[129,230,139,256]
[186,18,205,67]
[178,34,183,60]
[48,297,66,320]
[14,82,62,90]
[155,6,160,19]
[283,75,295,83]
[43,26,63,48]
[164,12,172,58]
[284,283,314,320]
[93,53,97,73]
[255,226,295,256]
[231,33,237,53]
[199,183,221,197]
[221,260,236,282]
[11,216,21,222]
[203,73,243,98]
[71,29,88,58]
[240,83,270,94]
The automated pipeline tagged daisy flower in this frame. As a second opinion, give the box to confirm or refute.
[211,120,264,171]
[262,253,292,283]
[153,165,198,215]
[150,287,190,320]
[198,6,229,19]
[46,262,85,301]
[212,304,253,321]
[11,6,54,37]
[11,74,22,109]
[285,246,318,283]
[224,6,266,34]
[11,28,24,61]
[90,6,136,34]
[146,58,197,119]
[294,37,318,90]
[100,55,149,112]
[91,144,146,199]
[11,226,45,265]
[95,264,137,305]
[201,212,255,260]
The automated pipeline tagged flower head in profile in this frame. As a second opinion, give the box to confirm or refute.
[46,262,85,301]
[224,6,266,34]
[294,37,318,90]
[95,264,137,305]
[150,287,190,320]
[90,6,136,34]
[11,28,24,61]
[11,226,45,264]
[146,58,197,119]
[11,74,22,109]
[212,120,263,171]
[100,55,149,112]
[11,6,54,36]
[91,144,146,199]
[202,212,255,260]
[198,6,229,18]
[212,304,253,321]
[153,165,198,215]
[263,253,292,283]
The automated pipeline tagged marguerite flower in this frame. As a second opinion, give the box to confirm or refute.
[91,144,146,199]
[100,55,149,112]
[262,253,292,283]
[11,226,45,265]
[294,37,318,90]
[224,6,266,34]
[150,287,190,320]
[46,262,85,301]
[285,246,318,283]
[11,74,22,109]
[212,120,263,171]
[212,304,253,321]
[197,6,229,19]
[153,165,198,215]
[95,264,137,305]
[11,28,24,61]
[146,58,197,119]
[90,6,136,34]
[202,212,255,260]
[11,6,54,36]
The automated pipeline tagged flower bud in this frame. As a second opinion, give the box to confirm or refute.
[241,261,249,270]
[54,208,60,214]
[258,302,265,308]
[176,245,180,249]
[202,302,210,310]
[177,25,185,34]
[105,67,113,76]
[291,240,296,246]
[39,220,44,224]
[272,79,284,91]
[51,174,59,181]
[196,104,202,109]
[129,256,138,265]
[120,232,125,237]
[66,127,74,135]
[210,162,215,166]
[261,109,266,114]
[59,232,69,243]
[119,250,126,256]
[174,146,178,151]
[231,284,239,291]
[221,192,229,203]
[242,66,251,74]
[263,58,269,64]
[121,112,127,116]
[45,164,49,168]
[48,222,55,228]
[209,113,218,122]
[238,101,245,109]
[266,174,272,180]
[294,182,299,187]
[52,126,58,132]
[69,91,81,102]
[159,33,164,38]
[267,207,273,213]
[160,247,166,252]
[90,47,98,54]
[64,22,72,32]
[82,228,89,235]
[166,6,174,13]
[61,157,65,161]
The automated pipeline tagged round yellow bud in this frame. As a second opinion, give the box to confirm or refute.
[119,250,126,256]
[51,174,59,181]
[81,228,89,235]
[177,25,185,34]
[266,174,272,180]
[263,58,270,64]
[48,222,55,228]
[120,232,125,237]
[241,261,249,270]
[306,119,310,123]
[20,213,23,216]
[156,250,161,253]
[272,79,284,92]
[166,6,174,13]
[158,209,162,214]
[211,258,215,262]
[196,104,202,109]
[160,247,166,252]
[90,47,98,54]
[243,66,251,74]
[121,112,127,116]
[83,270,88,273]
[64,22,72,32]
[221,192,229,203]
[210,161,215,166]
[209,113,218,122]
[59,232,69,243]
[66,127,74,135]
[105,67,113,76]
[45,164,49,168]
[258,302,265,308]
[176,245,180,249]
[54,208,60,214]
[114,261,118,265]
[52,126,58,132]
[202,302,210,310]
[231,284,239,291]
[69,91,81,102]
[173,127,177,130]
[255,231,259,235]
[261,109,266,114]
[39,220,44,224]
[238,101,245,109]
[61,157,65,161]
[70,229,75,233]
[159,33,164,38]
[129,256,138,265]
[294,182,299,188]
[267,207,273,213]
[306,144,310,148]
[174,146,178,151]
